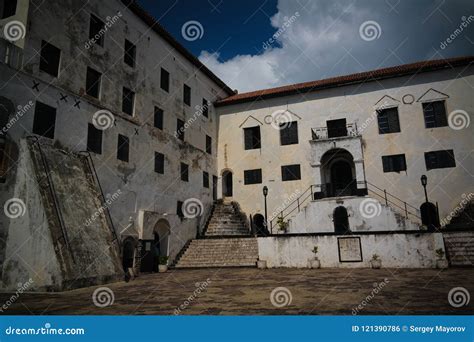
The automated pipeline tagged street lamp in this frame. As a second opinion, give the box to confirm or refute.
[263,186,268,228]
[420,175,428,202]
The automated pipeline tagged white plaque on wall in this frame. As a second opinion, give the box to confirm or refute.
[337,237,363,262]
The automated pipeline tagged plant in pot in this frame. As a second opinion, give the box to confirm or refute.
[370,254,382,269]
[308,246,320,269]
[276,217,288,233]
[158,256,169,273]
[257,259,267,269]
[435,248,448,269]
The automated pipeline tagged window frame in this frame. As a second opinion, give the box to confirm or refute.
[377,107,401,134]
[122,87,135,116]
[244,169,262,185]
[243,126,261,150]
[203,171,209,188]
[280,122,299,145]
[422,100,448,128]
[202,98,209,118]
[281,164,301,181]
[180,162,189,182]
[154,152,164,174]
[183,84,191,106]
[85,66,102,99]
[381,154,407,173]
[124,39,136,68]
[160,68,170,92]
[154,106,163,130]
[176,119,185,141]
[424,150,456,170]
[117,134,130,162]
[32,101,56,139]
[39,40,61,77]
[87,123,103,154]
[206,135,212,154]
[88,14,105,47]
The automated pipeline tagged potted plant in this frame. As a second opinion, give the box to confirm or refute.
[370,254,382,269]
[158,256,169,273]
[257,259,267,269]
[435,248,448,269]
[308,246,320,269]
[276,217,288,233]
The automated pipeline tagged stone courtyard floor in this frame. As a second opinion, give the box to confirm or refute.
[1,268,473,315]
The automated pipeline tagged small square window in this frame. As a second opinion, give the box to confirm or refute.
[39,40,61,77]
[154,152,164,174]
[117,134,129,162]
[183,84,191,106]
[422,101,448,128]
[281,164,301,181]
[87,123,102,154]
[206,135,212,154]
[89,14,105,47]
[425,150,456,170]
[244,169,262,185]
[202,98,209,118]
[382,154,407,173]
[86,67,101,98]
[280,122,298,145]
[160,68,169,92]
[122,87,135,116]
[176,119,185,141]
[154,107,163,130]
[181,162,189,182]
[377,107,400,134]
[124,39,136,68]
[244,126,261,150]
[32,101,56,139]
[203,171,209,188]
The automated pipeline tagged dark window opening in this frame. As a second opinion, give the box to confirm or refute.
[122,87,135,116]
[39,40,61,77]
[176,119,185,141]
[89,14,105,46]
[160,68,169,92]
[124,39,136,68]
[177,201,184,218]
[117,134,129,162]
[280,122,298,145]
[183,84,191,106]
[86,67,101,98]
[0,139,9,182]
[425,150,456,170]
[281,164,301,181]
[87,123,102,154]
[244,169,262,185]
[244,126,261,150]
[206,135,212,154]
[1,0,17,19]
[154,107,163,130]
[154,152,164,174]
[202,98,209,118]
[32,101,56,139]
[212,175,218,201]
[327,119,347,138]
[203,171,209,188]
[382,154,406,173]
[377,107,400,134]
[423,101,448,128]
[181,162,189,181]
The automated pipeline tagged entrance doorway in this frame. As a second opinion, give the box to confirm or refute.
[122,237,136,271]
[333,206,350,234]
[320,149,356,198]
[330,160,354,196]
[139,219,170,273]
[222,170,233,197]
[253,213,269,236]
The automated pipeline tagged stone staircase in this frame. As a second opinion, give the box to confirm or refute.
[174,201,258,268]
[443,230,474,267]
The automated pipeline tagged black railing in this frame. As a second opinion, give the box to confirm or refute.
[311,123,359,140]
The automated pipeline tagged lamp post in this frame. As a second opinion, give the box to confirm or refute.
[263,186,268,228]
[420,175,428,202]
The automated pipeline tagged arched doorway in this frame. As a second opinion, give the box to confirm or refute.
[122,237,136,271]
[320,149,356,197]
[253,213,268,236]
[222,170,233,197]
[334,206,350,234]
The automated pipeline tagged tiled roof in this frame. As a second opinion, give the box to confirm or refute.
[215,56,474,107]
[121,0,234,96]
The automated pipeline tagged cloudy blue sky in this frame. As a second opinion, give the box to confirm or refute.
[139,0,474,92]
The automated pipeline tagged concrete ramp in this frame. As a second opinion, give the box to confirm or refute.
[1,139,123,291]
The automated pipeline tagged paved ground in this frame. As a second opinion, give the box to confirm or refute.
[0,268,473,315]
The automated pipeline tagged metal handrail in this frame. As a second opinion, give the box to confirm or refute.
[27,136,72,259]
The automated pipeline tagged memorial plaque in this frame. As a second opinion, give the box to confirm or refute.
[337,237,362,262]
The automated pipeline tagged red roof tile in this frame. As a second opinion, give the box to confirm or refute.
[216,56,474,107]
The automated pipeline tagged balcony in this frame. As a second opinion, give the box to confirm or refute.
[311,122,359,141]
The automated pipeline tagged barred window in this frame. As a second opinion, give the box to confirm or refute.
[425,150,455,170]
[244,169,262,185]
[244,126,261,150]
[377,107,400,134]
[422,101,447,128]
[280,122,298,145]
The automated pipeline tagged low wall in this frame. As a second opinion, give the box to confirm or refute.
[257,232,445,268]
